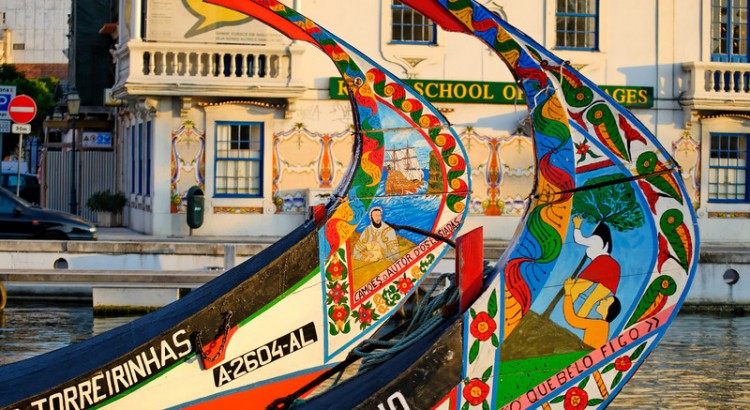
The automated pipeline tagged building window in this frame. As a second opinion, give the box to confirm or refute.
[708,133,748,202]
[555,0,599,50]
[391,0,436,44]
[130,126,136,194]
[712,0,749,62]
[215,122,263,197]
[145,121,152,196]
[138,123,144,195]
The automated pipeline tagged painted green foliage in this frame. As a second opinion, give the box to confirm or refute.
[573,174,645,232]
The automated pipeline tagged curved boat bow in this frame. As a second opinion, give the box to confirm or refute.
[0,2,470,410]
[295,1,699,409]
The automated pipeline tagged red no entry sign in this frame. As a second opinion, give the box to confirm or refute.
[7,95,37,124]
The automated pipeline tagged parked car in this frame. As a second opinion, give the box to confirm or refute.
[0,171,40,204]
[0,186,97,240]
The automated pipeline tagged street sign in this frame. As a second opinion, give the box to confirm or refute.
[0,85,17,120]
[83,132,113,148]
[0,120,9,133]
[7,95,37,124]
[12,123,31,134]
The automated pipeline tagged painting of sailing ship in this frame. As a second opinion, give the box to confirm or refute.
[384,144,425,195]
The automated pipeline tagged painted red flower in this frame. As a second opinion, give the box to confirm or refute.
[470,311,497,341]
[331,305,348,322]
[615,355,632,372]
[357,305,373,324]
[576,141,590,155]
[397,276,413,294]
[462,378,490,406]
[564,387,589,410]
[329,282,345,304]
[328,260,344,281]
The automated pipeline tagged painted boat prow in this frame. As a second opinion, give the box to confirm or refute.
[0,2,471,409]
[293,1,700,409]
[0,220,320,408]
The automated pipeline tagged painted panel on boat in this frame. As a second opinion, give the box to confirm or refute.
[337,1,700,409]
[0,2,470,410]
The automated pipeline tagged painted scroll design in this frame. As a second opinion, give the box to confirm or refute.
[672,131,700,210]
[170,120,205,213]
[272,125,351,213]
[461,128,533,216]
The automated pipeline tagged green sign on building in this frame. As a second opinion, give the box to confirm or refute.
[329,78,653,108]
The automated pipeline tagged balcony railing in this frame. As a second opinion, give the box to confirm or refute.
[112,40,305,98]
[681,62,750,111]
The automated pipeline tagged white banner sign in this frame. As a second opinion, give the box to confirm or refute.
[11,123,31,134]
[145,0,284,45]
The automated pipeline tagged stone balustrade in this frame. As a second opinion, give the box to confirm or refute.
[112,40,305,98]
[682,61,750,112]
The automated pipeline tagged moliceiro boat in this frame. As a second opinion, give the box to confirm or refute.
[277,1,700,409]
[0,2,470,409]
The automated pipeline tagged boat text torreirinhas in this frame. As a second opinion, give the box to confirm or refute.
[16,329,192,410]
[213,322,318,387]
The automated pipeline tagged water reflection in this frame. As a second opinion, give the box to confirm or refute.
[0,301,133,365]
[1,301,748,408]
[611,314,750,409]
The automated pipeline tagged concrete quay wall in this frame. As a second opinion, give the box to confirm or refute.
[0,240,748,308]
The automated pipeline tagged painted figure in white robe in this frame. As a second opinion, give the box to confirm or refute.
[353,207,399,263]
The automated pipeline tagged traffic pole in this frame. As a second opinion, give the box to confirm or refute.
[16,131,22,197]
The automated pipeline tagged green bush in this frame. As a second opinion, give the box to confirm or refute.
[86,190,127,213]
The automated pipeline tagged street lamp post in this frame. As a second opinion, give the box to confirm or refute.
[67,91,80,215]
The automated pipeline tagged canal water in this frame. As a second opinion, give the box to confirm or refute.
[1,300,748,409]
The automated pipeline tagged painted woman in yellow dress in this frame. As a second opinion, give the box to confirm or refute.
[562,278,621,349]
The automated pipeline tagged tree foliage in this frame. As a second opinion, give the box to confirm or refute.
[573,173,645,232]
[0,64,59,133]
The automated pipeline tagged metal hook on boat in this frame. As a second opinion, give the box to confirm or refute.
[194,310,234,366]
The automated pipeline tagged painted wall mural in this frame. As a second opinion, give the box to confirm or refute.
[272,125,351,213]
[672,131,701,210]
[461,128,533,216]
[170,120,206,213]
[273,125,535,216]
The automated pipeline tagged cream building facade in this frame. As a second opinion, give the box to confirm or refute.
[110,0,748,243]
[0,0,70,69]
